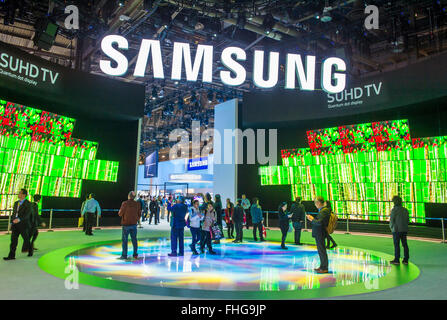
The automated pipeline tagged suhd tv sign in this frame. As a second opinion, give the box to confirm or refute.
[99,35,347,94]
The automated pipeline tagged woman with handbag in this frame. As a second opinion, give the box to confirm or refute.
[224,199,234,239]
[278,202,292,250]
[200,202,217,255]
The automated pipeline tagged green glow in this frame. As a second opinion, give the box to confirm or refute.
[261,120,447,223]
[0,99,119,214]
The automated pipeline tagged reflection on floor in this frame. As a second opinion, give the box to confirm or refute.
[68,238,392,291]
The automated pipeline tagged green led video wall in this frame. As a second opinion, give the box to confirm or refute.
[0,99,119,214]
[260,120,447,223]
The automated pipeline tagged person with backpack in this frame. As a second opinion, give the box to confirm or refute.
[290,197,306,245]
[324,201,337,249]
[389,195,410,265]
[250,197,265,242]
[307,196,331,273]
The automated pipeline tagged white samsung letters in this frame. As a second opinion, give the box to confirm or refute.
[99,35,347,94]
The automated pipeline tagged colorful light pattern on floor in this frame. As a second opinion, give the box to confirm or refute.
[66,238,393,292]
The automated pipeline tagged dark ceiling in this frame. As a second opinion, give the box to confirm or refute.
[1,0,446,106]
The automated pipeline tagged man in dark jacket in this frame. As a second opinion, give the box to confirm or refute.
[29,194,45,251]
[4,189,33,260]
[290,197,306,245]
[169,196,188,257]
[307,196,331,273]
[118,191,141,259]
[149,197,158,225]
[250,197,265,241]
[233,200,244,243]
[389,195,410,265]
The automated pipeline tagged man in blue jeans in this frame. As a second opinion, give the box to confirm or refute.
[389,195,410,265]
[169,196,188,257]
[118,191,141,260]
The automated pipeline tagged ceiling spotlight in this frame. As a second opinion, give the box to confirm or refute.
[194,22,204,31]
[320,6,332,22]
[262,13,275,34]
[118,0,126,7]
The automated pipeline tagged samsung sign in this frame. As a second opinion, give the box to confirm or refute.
[99,35,347,94]
[187,157,209,171]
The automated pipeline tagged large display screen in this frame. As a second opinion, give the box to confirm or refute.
[260,120,447,223]
[0,99,119,214]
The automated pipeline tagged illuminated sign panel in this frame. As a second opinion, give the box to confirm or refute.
[259,120,447,223]
[0,99,119,214]
[187,157,209,171]
[99,35,347,94]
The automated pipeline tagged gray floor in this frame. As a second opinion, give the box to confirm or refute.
[1,219,446,300]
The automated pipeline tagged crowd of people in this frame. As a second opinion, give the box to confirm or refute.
[3,189,411,274]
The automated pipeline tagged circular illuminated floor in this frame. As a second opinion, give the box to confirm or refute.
[39,237,420,299]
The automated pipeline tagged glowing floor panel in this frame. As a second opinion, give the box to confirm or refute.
[39,237,420,298]
[68,238,391,291]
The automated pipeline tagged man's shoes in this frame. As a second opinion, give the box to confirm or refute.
[192,251,199,255]
[402,260,409,265]
[200,250,205,254]
[390,260,400,265]
[178,253,184,257]
[316,269,329,274]
[232,240,239,243]
[117,256,127,260]
[254,238,258,242]
[260,239,266,242]
[168,253,177,257]
[133,255,138,259]
[209,251,217,255]
[3,256,15,261]
[28,251,33,257]
[295,243,303,245]
[33,247,38,251]
[281,246,288,250]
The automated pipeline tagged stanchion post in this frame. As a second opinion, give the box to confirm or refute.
[441,218,446,244]
[303,214,308,232]
[47,209,54,232]
[94,213,101,230]
[6,211,11,235]
[345,214,350,234]
[266,211,269,228]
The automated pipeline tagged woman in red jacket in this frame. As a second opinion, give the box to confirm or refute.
[224,198,234,239]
